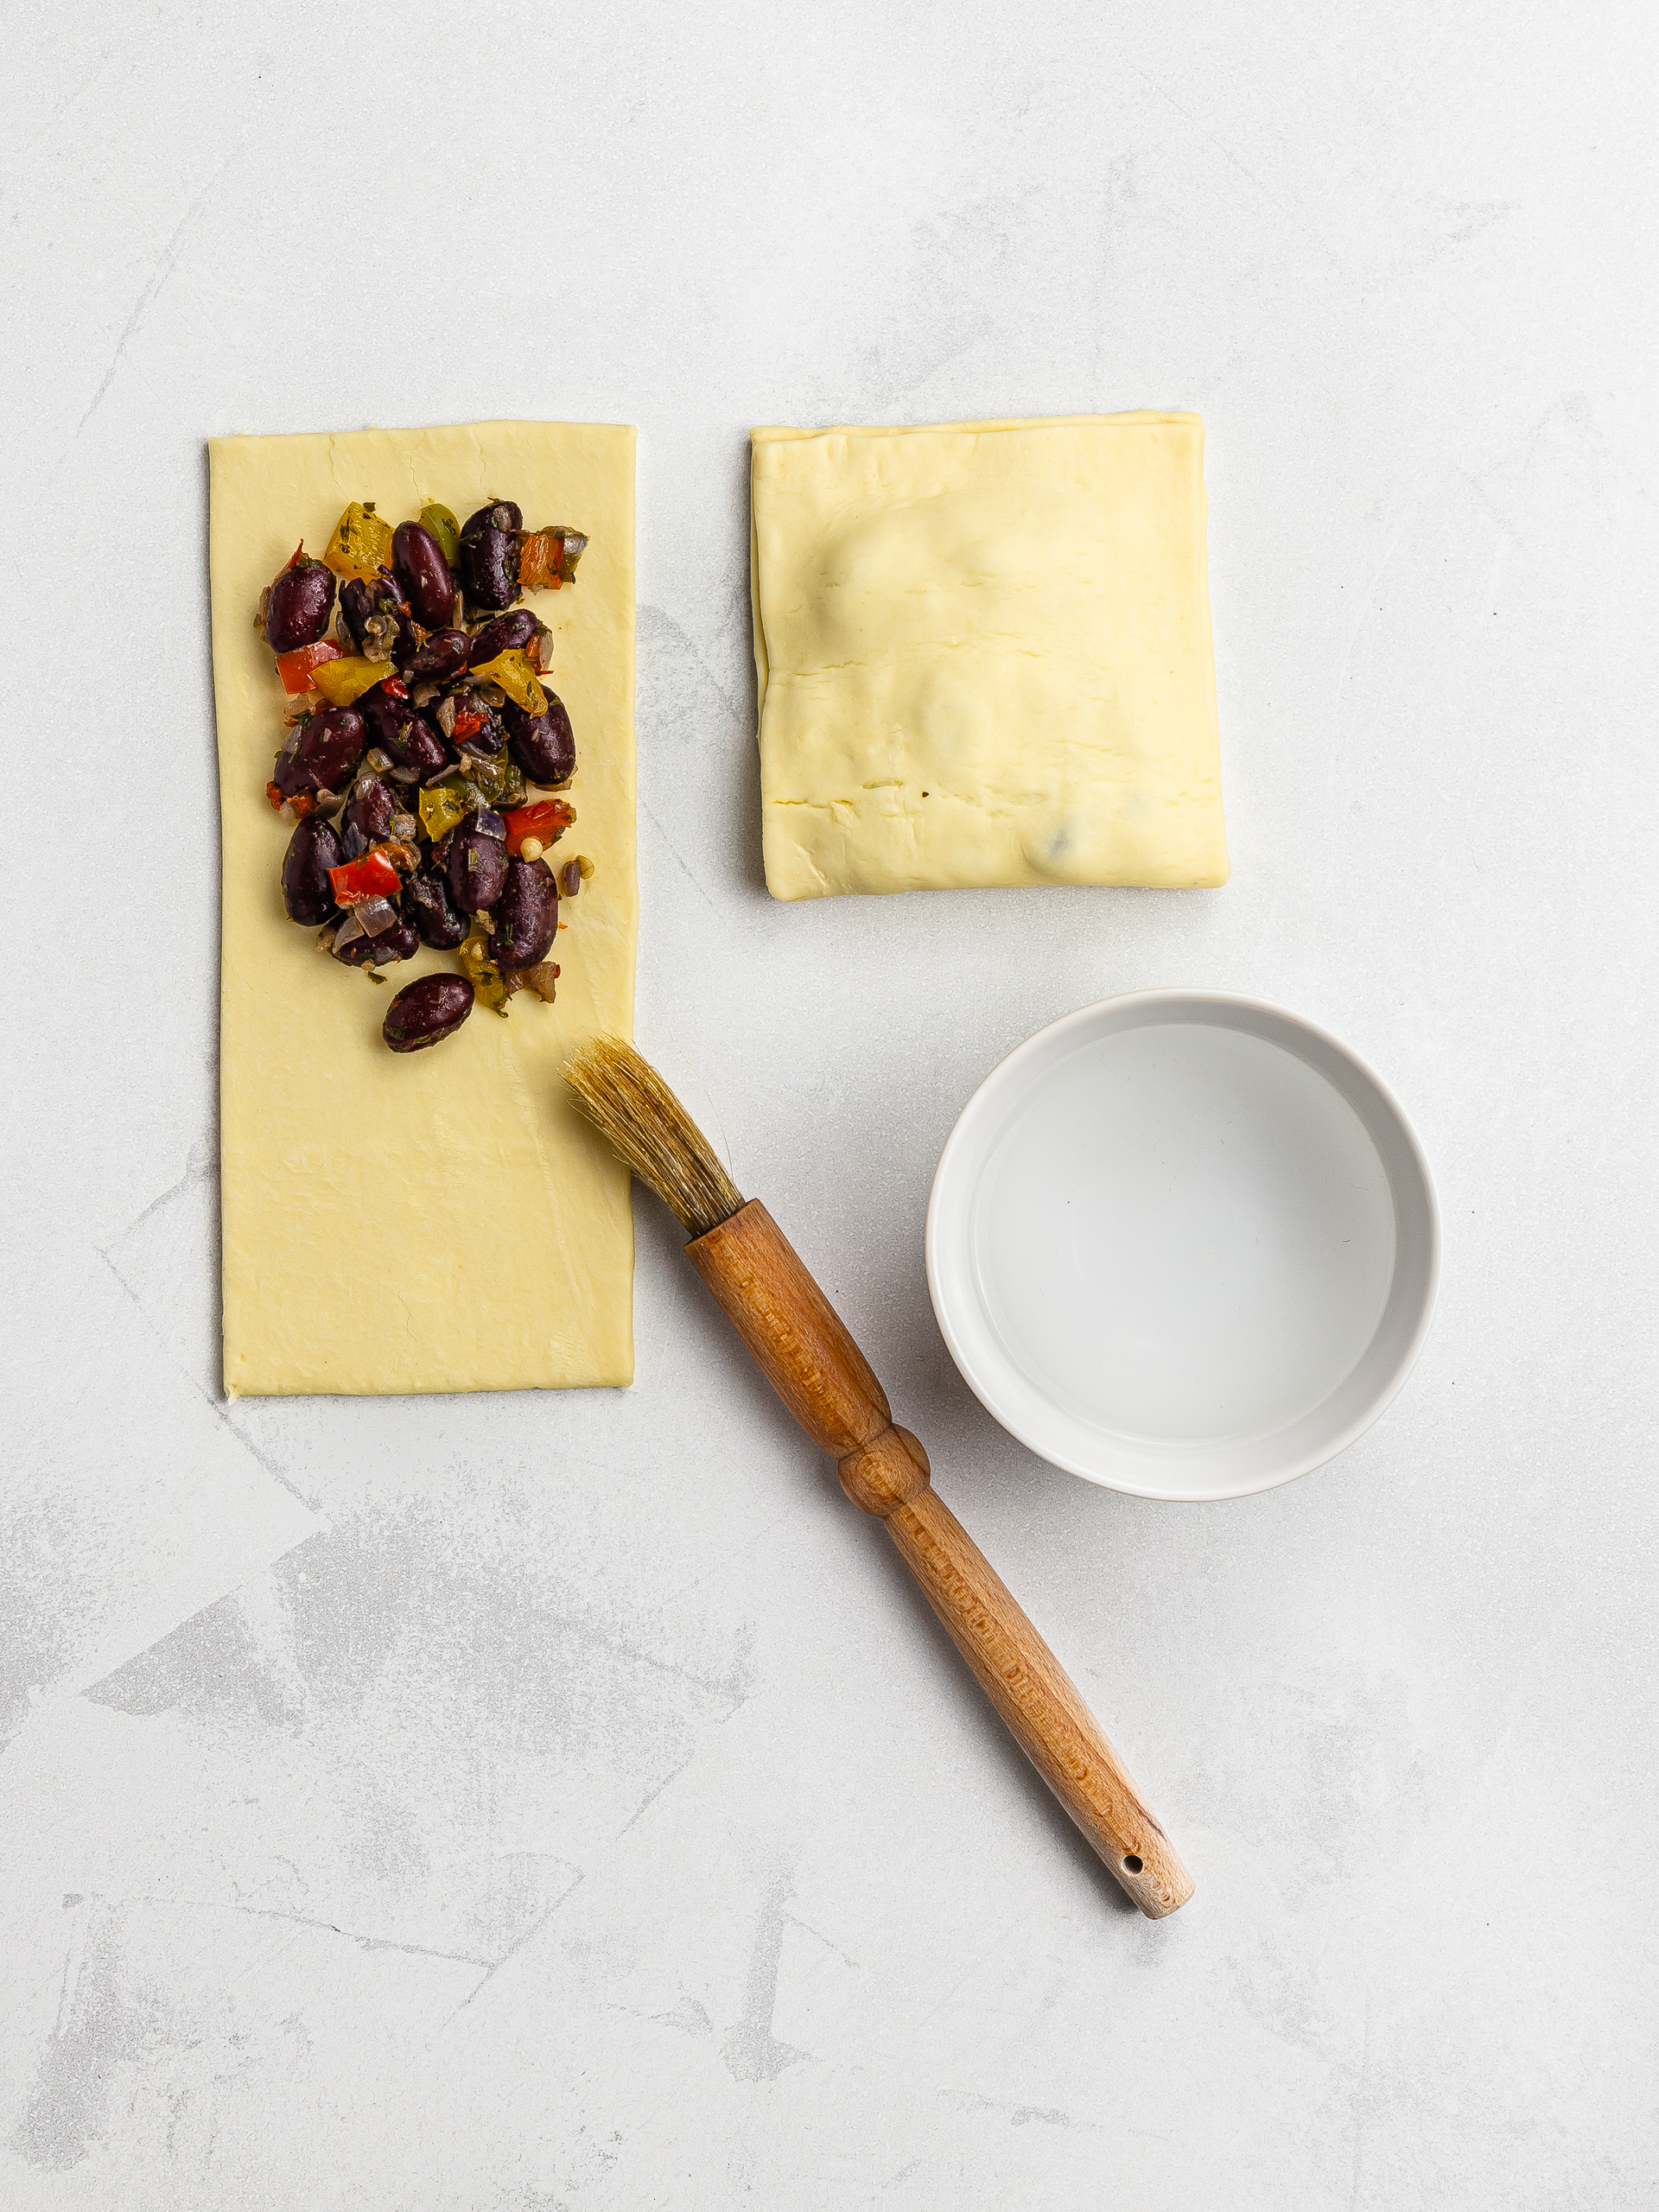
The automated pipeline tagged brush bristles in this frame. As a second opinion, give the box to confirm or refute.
[564,1036,745,1239]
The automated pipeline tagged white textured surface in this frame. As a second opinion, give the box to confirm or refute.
[2,3,1655,2204]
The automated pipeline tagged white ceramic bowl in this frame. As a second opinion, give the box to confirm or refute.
[925,992,1440,1502]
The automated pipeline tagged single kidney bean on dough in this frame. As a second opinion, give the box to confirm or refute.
[383,973,475,1053]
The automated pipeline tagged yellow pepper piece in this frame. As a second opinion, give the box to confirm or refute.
[321,501,394,582]
[471,648,548,717]
[311,656,389,708]
[417,781,474,844]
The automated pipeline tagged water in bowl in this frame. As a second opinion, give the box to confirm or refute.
[973,1023,1396,1447]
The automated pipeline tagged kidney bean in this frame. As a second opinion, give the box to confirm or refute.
[359,687,451,777]
[264,556,336,652]
[282,814,343,925]
[463,500,522,535]
[357,686,406,745]
[336,575,373,652]
[392,520,456,627]
[339,574,417,668]
[503,693,575,785]
[408,628,471,683]
[460,502,522,610]
[333,916,418,969]
[271,705,365,800]
[383,973,474,1053]
[491,857,558,969]
[340,776,397,859]
[404,866,468,950]
[447,821,509,914]
[467,609,539,667]
[448,692,504,759]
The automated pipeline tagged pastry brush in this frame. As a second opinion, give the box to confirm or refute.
[564,1036,1193,1918]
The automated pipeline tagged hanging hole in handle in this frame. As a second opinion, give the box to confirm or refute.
[1122,1854,1144,1874]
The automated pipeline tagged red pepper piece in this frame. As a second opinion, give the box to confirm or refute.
[451,702,487,742]
[379,677,409,701]
[267,781,318,818]
[327,849,402,904]
[275,639,344,695]
[503,798,575,856]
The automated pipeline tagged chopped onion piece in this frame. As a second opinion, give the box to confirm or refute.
[351,895,398,938]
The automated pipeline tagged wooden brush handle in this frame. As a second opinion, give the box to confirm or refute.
[686,1200,1193,1918]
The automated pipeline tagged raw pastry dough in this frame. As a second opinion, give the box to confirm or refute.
[750,413,1228,899]
[210,422,636,1395]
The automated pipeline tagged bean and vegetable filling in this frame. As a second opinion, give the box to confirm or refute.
[259,499,594,1054]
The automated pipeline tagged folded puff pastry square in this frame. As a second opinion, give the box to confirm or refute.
[750,413,1228,899]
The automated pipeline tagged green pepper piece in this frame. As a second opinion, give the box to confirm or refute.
[420,503,462,566]
[462,751,526,811]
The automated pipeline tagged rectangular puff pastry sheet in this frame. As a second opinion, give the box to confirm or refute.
[209,421,637,1396]
[750,412,1229,899]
